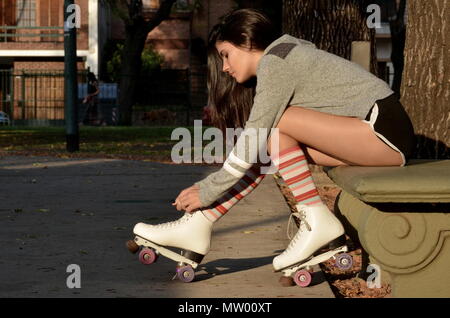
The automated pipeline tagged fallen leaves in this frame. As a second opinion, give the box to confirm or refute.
[331,277,392,298]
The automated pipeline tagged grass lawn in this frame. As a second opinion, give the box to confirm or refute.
[0,126,214,163]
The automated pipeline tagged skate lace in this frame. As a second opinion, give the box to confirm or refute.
[285,206,311,252]
[155,212,193,229]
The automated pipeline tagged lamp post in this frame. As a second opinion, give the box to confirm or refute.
[64,0,79,152]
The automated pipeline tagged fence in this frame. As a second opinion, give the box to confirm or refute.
[0,69,89,125]
[0,68,198,126]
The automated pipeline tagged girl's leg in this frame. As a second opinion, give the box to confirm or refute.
[268,131,349,273]
[270,144,323,206]
[273,106,403,166]
[267,107,401,273]
[202,164,266,222]
[267,130,340,207]
[268,131,348,272]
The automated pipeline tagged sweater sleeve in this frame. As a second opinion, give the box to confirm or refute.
[195,55,296,207]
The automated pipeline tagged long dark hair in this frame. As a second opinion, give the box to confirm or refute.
[207,9,278,133]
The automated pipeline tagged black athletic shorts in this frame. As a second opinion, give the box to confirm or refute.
[363,94,416,165]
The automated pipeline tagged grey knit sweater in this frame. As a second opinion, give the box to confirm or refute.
[195,34,393,207]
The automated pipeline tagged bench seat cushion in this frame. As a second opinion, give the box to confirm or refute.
[326,160,450,203]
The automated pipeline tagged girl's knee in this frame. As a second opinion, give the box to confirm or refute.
[276,106,307,134]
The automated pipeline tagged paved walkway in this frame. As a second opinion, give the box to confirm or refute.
[0,156,335,298]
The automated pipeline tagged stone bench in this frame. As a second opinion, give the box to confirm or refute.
[325,160,450,298]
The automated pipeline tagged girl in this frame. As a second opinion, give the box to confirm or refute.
[132,9,415,278]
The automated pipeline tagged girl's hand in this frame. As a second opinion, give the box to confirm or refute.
[172,184,202,213]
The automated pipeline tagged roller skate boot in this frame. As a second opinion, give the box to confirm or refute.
[126,210,213,283]
[274,204,353,287]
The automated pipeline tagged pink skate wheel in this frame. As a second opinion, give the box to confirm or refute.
[139,248,157,265]
[335,253,353,270]
[176,265,195,283]
[294,270,312,287]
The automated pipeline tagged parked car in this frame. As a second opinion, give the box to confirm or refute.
[0,111,10,125]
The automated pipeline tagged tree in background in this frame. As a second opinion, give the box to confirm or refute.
[106,0,177,126]
[106,43,164,83]
[387,0,407,96]
[282,0,378,75]
[400,0,449,159]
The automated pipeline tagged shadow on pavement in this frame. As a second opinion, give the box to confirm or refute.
[194,255,275,282]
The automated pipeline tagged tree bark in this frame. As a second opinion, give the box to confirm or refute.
[282,0,378,75]
[400,0,449,159]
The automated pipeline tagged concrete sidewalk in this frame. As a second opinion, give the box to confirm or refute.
[0,156,335,298]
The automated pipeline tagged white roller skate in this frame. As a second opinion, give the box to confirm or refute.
[126,210,213,283]
[274,204,353,287]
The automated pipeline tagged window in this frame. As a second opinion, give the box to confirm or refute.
[16,0,36,27]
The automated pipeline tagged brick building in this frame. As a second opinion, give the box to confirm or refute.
[0,0,109,73]
[0,0,109,123]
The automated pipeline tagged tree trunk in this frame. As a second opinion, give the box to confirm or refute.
[282,0,378,75]
[118,21,148,126]
[400,0,449,159]
[114,0,177,126]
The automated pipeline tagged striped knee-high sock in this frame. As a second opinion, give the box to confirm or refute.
[202,165,266,222]
[271,145,323,206]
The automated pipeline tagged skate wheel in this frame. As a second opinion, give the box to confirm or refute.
[126,240,139,254]
[279,275,295,287]
[294,270,312,287]
[176,265,195,283]
[335,253,353,270]
[139,248,158,265]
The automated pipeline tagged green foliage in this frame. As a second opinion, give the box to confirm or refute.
[141,46,165,74]
[106,43,123,82]
[106,43,165,82]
